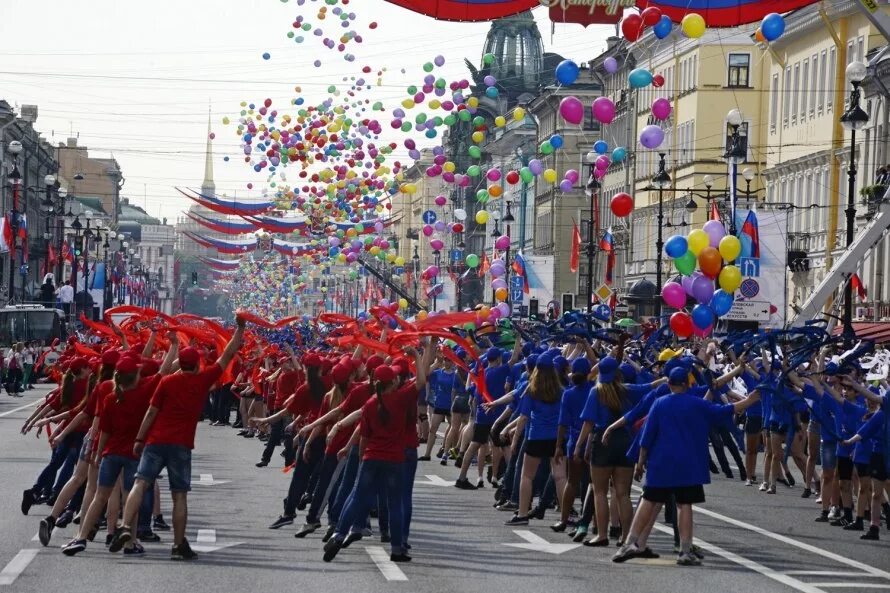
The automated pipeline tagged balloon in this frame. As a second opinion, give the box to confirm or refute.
[661,282,686,309]
[528,159,544,176]
[519,167,534,183]
[611,146,627,162]
[425,265,440,279]
[710,289,734,316]
[559,96,584,125]
[475,210,489,224]
[543,169,558,183]
[686,229,709,256]
[698,246,723,278]
[718,265,742,293]
[603,57,618,74]
[468,146,482,159]
[703,219,727,247]
[595,155,611,170]
[592,97,616,124]
[639,124,665,149]
[610,193,634,217]
[691,304,714,330]
[641,6,662,26]
[629,68,653,89]
[435,195,447,206]
[496,302,510,317]
[652,73,665,87]
[466,253,480,268]
[540,141,554,155]
[718,235,741,262]
[555,59,580,85]
[653,15,672,39]
[430,239,445,251]
[594,140,608,154]
[681,13,706,38]
[495,235,510,250]
[675,251,697,275]
[664,235,688,258]
[754,28,766,43]
[565,169,580,184]
[651,98,672,120]
[559,179,573,192]
[550,134,564,149]
[495,287,508,302]
[399,298,409,309]
[669,312,694,338]
[691,274,714,304]
[621,13,643,42]
[454,208,467,221]
[682,272,698,296]
[760,13,785,42]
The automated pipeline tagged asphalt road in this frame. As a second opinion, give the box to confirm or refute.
[1,386,888,593]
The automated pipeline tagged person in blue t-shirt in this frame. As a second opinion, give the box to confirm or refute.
[553,357,594,531]
[420,357,458,461]
[843,406,887,540]
[612,368,760,566]
[441,357,472,466]
[822,377,867,526]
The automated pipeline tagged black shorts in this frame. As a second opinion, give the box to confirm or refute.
[768,420,789,436]
[452,396,471,415]
[590,429,633,468]
[643,484,706,505]
[472,423,492,444]
[744,416,763,435]
[837,456,854,481]
[433,407,451,417]
[525,439,557,458]
[489,415,510,448]
[869,453,888,482]
[855,462,872,478]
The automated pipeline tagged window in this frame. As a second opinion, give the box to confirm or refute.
[810,54,818,116]
[728,53,750,87]
[828,47,836,111]
[691,55,697,89]
[770,73,779,133]
[681,59,688,92]
[535,211,552,250]
[783,66,791,127]
[818,50,827,113]
[857,36,865,62]
[791,62,800,123]
[800,59,809,120]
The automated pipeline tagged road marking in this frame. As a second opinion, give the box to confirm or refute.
[503,530,581,555]
[195,473,229,486]
[30,534,38,542]
[0,549,39,586]
[807,585,890,589]
[197,529,216,544]
[786,571,884,577]
[365,546,408,581]
[649,523,827,593]
[0,399,40,418]
[415,474,451,486]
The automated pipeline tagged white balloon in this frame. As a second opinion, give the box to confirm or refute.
[454,208,467,221]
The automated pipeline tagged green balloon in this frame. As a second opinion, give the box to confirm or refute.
[415,113,427,124]
[519,167,534,183]
[467,165,481,177]
[400,121,412,132]
[444,114,456,126]
[466,253,480,268]
[472,116,485,127]
[482,53,495,65]
[407,85,417,94]
[540,141,554,155]
[423,62,434,72]
[675,251,697,276]
[458,110,472,122]
[463,322,476,330]
[433,116,443,126]
[476,189,489,202]
[468,146,482,159]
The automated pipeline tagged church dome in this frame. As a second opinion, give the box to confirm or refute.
[482,11,543,92]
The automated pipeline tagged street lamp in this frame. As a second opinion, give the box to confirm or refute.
[840,60,870,346]
[652,153,672,316]
[724,109,747,235]
[6,140,23,303]
[742,167,756,203]
[585,152,600,313]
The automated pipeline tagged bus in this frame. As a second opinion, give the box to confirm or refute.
[0,305,68,348]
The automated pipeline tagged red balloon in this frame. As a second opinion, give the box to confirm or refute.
[641,6,662,26]
[652,74,665,88]
[669,312,694,339]
[452,223,464,233]
[505,170,520,185]
[621,14,644,42]
[610,192,634,218]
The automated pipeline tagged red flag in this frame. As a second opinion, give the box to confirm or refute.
[710,200,722,222]
[851,274,867,301]
[570,219,581,273]
[480,250,491,275]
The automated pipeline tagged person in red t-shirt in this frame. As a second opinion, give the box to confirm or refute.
[256,356,302,467]
[110,319,244,561]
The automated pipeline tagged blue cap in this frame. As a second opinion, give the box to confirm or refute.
[663,357,683,376]
[571,358,592,376]
[454,347,467,360]
[554,355,568,370]
[486,347,503,361]
[598,356,619,384]
[536,353,556,370]
[619,363,637,384]
[526,354,538,369]
[522,343,534,357]
[669,367,689,385]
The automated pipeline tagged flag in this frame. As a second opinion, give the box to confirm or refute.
[480,250,491,276]
[599,227,615,252]
[0,215,9,254]
[511,251,530,294]
[739,210,760,258]
[709,200,721,222]
[606,250,615,286]
[570,219,581,273]
[62,240,73,263]
[851,273,867,301]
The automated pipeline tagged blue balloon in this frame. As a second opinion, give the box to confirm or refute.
[628,68,653,89]
[653,15,672,40]
[611,146,627,162]
[709,289,734,317]
[664,235,688,259]
[761,13,786,42]
[555,59,580,85]
[485,86,499,98]
[691,304,714,330]
[550,134,564,149]
[593,140,608,154]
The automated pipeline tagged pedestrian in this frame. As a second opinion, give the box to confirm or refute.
[40,274,56,309]
[57,280,74,318]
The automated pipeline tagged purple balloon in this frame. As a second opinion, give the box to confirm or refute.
[661,282,686,309]
[603,56,618,74]
[682,271,701,296]
[702,220,727,247]
[559,96,584,125]
[429,239,444,251]
[651,98,672,120]
[691,274,715,304]
[496,302,510,317]
[528,159,544,175]
[483,75,496,86]
[492,278,507,290]
[639,124,665,150]
[434,220,446,232]
[559,179,574,192]
[592,97,616,124]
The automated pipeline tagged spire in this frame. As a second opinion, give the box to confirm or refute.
[201,107,215,196]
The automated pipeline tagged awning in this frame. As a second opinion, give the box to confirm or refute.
[832,322,890,344]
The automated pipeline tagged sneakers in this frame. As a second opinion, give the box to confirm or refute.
[496,501,519,512]
[677,552,702,566]
[38,516,56,547]
[613,543,648,563]
[125,543,146,556]
[861,526,880,540]
[294,521,322,538]
[758,482,768,492]
[766,486,777,494]
[745,479,755,487]
[138,530,161,543]
[815,512,830,523]
[341,531,363,548]
[153,515,170,531]
[255,460,269,467]
[439,458,447,466]
[830,517,851,527]
[529,506,545,521]
[321,526,335,543]
[390,552,412,562]
[61,538,87,556]
[454,478,477,490]
[801,488,812,499]
[476,478,485,489]
[504,514,529,526]
[828,507,841,521]
[297,494,311,511]
[56,509,75,529]
[418,455,431,461]
[842,519,864,531]
[108,528,132,553]
[21,489,35,516]
[322,537,343,562]
[268,515,295,529]
[171,539,197,561]
[785,472,796,487]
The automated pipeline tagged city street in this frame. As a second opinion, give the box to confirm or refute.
[0,388,887,593]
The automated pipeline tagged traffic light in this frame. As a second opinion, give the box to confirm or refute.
[191,272,198,285]
[74,236,83,257]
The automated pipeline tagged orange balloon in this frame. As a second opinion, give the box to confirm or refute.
[488,185,503,198]
[495,287,509,302]
[698,246,722,278]
[754,28,766,43]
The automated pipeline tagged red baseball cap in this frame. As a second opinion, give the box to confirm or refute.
[365,355,385,372]
[302,353,320,367]
[331,364,351,385]
[101,350,121,366]
[115,357,140,375]
[179,347,200,368]
[373,365,396,384]
[140,359,160,377]
[68,357,89,373]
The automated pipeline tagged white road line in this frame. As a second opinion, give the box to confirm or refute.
[0,399,40,418]
[30,534,38,542]
[0,549,39,586]
[197,529,216,544]
[807,585,890,589]
[785,571,884,577]
[650,523,827,593]
[364,546,408,582]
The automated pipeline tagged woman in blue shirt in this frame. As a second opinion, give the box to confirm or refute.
[553,357,594,532]
[843,406,887,540]
[420,357,457,461]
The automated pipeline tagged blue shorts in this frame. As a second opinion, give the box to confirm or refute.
[98,454,138,490]
[135,444,192,492]
[820,442,838,470]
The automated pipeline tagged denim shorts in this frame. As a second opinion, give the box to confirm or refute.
[135,444,192,492]
[820,441,838,470]
[98,454,138,490]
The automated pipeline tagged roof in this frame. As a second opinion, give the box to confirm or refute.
[72,196,108,215]
[832,322,890,344]
[119,201,160,225]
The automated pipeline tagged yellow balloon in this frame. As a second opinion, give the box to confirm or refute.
[429,99,441,109]
[495,287,508,302]
[386,253,396,263]
[687,229,709,256]
[681,13,706,38]
[399,298,409,309]
[718,235,741,262]
[401,98,415,109]
[543,169,558,183]
[394,256,406,266]
[471,131,485,143]
[370,246,381,255]
[718,265,742,293]
[416,310,428,321]
[513,107,526,121]
[443,161,456,173]
[467,96,479,108]
[494,115,506,128]
[475,210,489,224]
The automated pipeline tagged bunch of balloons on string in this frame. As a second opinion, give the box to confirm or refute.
[659,220,744,338]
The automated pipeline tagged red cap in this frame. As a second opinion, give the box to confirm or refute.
[365,355,385,372]
[373,365,396,384]
[179,347,200,368]
[140,359,160,377]
[101,350,121,366]
[68,357,89,373]
[331,364,351,385]
[302,353,320,367]
[391,356,410,369]
[115,357,140,375]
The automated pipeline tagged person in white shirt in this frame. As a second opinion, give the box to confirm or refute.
[56,281,74,317]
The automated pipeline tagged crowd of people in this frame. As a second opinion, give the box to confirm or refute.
[12,307,890,569]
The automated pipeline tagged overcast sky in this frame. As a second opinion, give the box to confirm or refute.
[0,1,614,222]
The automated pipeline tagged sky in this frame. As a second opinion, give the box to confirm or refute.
[0,0,615,223]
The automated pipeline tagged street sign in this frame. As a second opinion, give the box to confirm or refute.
[510,275,524,303]
[725,300,771,322]
[594,283,613,302]
[614,304,629,318]
[422,210,437,224]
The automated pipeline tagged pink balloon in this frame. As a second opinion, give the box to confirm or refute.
[422,224,434,237]
[702,220,726,247]
[595,155,611,170]
[425,265,439,278]
[592,97,616,124]
[489,308,502,321]
[565,169,580,184]
[429,239,444,250]
[651,98,672,120]
[486,169,501,182]
[661,281,686,309]
[495,235,511,250]
[434,195,447,206]
[693,325,712,338]
[559,96,584,125]
[594,168,607,180]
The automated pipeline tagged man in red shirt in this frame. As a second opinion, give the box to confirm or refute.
[256,357,301,467]
[109,317,245,560]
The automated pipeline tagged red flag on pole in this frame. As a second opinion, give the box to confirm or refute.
[851,273,867,301]
[480,250,491,276]
[570,219,581,273]
[710,200,722,222]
